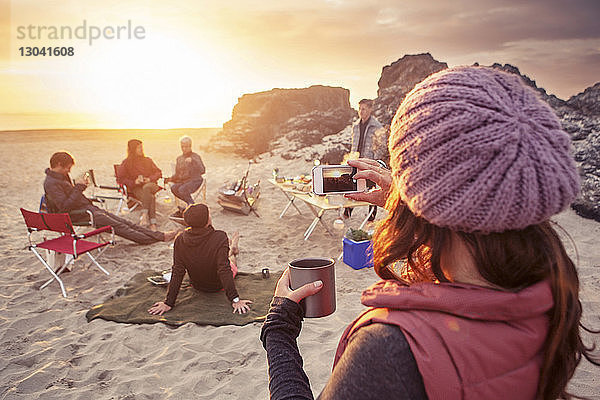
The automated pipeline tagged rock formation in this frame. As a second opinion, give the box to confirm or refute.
[561,83,600,222]
[212,85,353,156]
[373,53,448,128]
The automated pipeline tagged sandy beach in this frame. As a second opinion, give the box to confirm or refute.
[0,130,598,399]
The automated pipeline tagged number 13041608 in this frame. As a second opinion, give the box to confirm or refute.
[19,47,74,56]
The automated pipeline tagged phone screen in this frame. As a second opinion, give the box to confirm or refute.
[322,166,357,193]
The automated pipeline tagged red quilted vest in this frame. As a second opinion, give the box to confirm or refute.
[333,280,553,400]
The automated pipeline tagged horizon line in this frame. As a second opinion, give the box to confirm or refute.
[0,127,221,133]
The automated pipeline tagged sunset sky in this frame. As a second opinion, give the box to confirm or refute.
[0,0,598,130]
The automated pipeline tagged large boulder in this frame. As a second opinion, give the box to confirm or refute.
[212,85,353,156]
[270,125,353,164]
[563,83,600,221]
[567,82,600,116]
[486,63,567,109]
[373,53,448,127]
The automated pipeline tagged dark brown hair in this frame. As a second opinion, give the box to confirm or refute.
[127,139,143,159]
[358,98,373,108]
[50,151,74,168]
[373,188,599,399]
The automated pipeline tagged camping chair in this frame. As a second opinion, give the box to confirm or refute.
[86,169,126,211]
[113,164,143,214]
[217,161,260,217]
[40,194,101,269]
[192,178,207,203]
[40,194,96,228]
[113,164,168,218]
[167,162,207,206]
[20,208,115,298]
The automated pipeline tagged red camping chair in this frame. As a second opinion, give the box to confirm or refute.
[20,208,115,297]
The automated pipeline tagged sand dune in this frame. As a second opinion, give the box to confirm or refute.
[0,130,598,399]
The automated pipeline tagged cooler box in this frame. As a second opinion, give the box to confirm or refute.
[343,237,374,270]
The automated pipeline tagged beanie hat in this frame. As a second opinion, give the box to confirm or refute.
[388,66,580,233]
[183,203,209,228]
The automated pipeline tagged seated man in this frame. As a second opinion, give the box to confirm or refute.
[148,203,252,315]
[165,136,206,218]
[44,151,179,245]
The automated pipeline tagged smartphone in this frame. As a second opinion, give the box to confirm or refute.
[312,165,366,195]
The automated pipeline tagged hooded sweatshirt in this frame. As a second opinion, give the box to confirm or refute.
[164,225,238,307]
[334,279,553,400]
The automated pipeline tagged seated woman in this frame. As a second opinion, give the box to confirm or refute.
[118,139,162,230]
[148,203,252,315]
[260,67,599,399]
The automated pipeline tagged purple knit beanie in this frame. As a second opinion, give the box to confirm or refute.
[388,66,580,233]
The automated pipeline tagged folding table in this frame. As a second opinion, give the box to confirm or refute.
[268,178,305,218]
[289,192,373,240]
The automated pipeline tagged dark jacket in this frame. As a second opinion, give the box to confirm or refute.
[171,152,205,183]
[165,225,238,307]
[43,168,92,213]
[118,156,162,189]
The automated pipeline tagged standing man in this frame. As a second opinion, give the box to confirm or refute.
[345,99,382,221]
[166,136,206,218]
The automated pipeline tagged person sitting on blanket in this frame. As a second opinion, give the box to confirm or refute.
[44,151,179,245]
[148,203,253,315]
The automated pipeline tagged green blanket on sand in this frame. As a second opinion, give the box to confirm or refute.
[86,270,281,327]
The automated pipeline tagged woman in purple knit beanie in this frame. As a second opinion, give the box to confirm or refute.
[261,67,598,400]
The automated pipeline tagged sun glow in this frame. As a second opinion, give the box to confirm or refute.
[71,35,228,128]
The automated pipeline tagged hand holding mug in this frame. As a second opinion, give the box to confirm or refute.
[275,268,323,304]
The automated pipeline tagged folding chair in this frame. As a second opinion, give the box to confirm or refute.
[40,194,95,228]
[113,164,143,214]
[167,162,207,205]
[217,161,260,217]
[86,169,126,212]
[20,208,115,297]
[192,178,207,203]
[40,194,99,269]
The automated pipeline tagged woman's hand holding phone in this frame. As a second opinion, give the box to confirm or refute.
[344,158,392,208]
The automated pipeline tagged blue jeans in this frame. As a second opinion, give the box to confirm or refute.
[171,178,204,205]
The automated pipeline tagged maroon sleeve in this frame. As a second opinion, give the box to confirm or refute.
[216,238,239,302]
[117,160,136,189]
[148,158,162,183]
